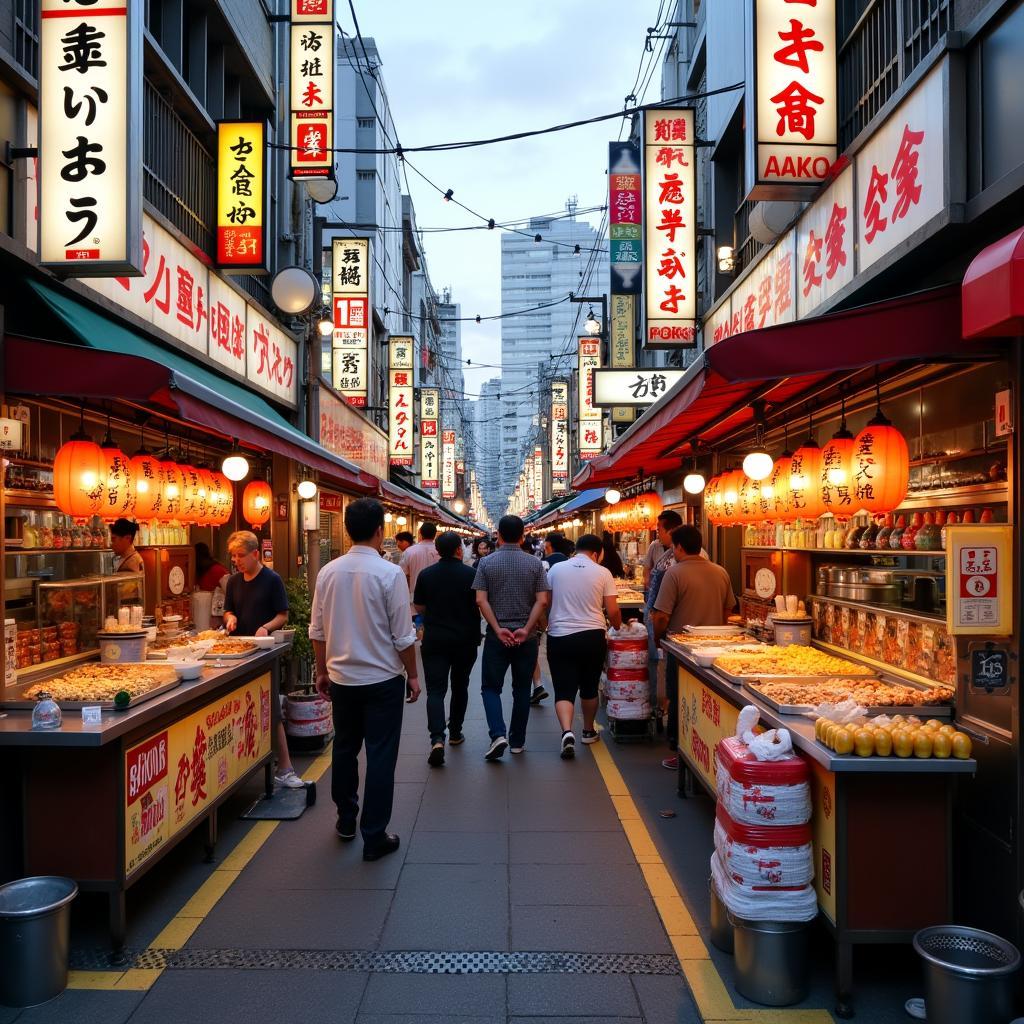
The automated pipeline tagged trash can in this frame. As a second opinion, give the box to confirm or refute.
[913,925,1020,1024]
[728,912,808,1006]
[708,876,733,954]
[0,876,78,1007]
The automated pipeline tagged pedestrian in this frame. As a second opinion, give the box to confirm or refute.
[473,514,551,760]
[194,541,228,591]
[393,531,415,565]
[652,525,737,634]
[310,498,420,861]
[414,531,481,767]
[600,531,625,578]
[546,534,622,759]
[401,522,440,631]
[542,531,569,568]
[222,531,303,790]
[472,537,492,566]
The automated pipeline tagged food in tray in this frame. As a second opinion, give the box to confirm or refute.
[713,647,874,677]
[815,715,973,759]
[755,677,955,708]
[668,632,753,646]
[194,629,226,641]
[22,663,178,702]
[207,639,258,656]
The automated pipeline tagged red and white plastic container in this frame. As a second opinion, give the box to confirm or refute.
[606,636,648,670]
[714,736,811,826]
[713,804,814,889]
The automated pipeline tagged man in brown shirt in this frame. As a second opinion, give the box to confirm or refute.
[652,525,736,636]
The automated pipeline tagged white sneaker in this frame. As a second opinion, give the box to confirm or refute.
[510,745,525,754]
[275,769,305,789]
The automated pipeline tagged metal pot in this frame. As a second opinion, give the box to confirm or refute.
[827,581,905,605]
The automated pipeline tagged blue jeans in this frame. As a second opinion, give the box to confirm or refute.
[480,631,537,748]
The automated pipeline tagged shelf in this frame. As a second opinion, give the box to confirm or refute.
[4,547,112,555]
[3,490,57,508]
[909,443,1007,469]
[900,481,1008,508]
[742,547,946,559]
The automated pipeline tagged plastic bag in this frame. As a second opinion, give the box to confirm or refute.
[801,698,867,724]
[711,851,818,923]
[734,704,794,761]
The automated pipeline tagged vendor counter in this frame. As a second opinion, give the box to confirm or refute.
[0,648,284,955]
[661,638,975,1017]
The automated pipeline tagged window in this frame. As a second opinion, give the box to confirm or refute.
[14,0,39,80]
[357,117,375,129]
[357,170,376,181]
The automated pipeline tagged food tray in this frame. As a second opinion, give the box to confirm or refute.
[714,667,840,687]
[683,624,743,636]
[673,636,759,655]
[203,646,261,660]
[741,679,953,717]
[1,676,182,711]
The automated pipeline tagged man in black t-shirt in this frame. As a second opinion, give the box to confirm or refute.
[413,531,481,767]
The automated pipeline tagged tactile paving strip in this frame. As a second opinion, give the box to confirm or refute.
[71,947,681,975]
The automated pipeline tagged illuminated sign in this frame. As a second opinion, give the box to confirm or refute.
[551,380,569,488]
[593,368,686,406]
[441,430,456,500]
[747,0,837,198]
[419,387,440,489]
[39,0,142,275]
[289,0,335,179]
[216,121,266,271]
[578,337,602,462]
[387,336,414,467]
[533,445,544,506]
[643,109,696,348]
[609,293,636,424]
[609,142,642,294]
[331,237,369,407]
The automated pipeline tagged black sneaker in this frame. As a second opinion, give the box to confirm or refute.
[335,819,356,841]
[363,833,400,862]
[581,729,600,745]
[448,730,465,745]
[427,742,445,767]
[560,731,576,760]
[530,686,549,705]
[485,736,508,761]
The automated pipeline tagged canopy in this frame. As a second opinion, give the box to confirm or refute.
[962,226,1024,338]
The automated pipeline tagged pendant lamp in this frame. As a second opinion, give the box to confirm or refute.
[789,415,825,520]
[853,384,910,514]
[53,412,106,519]
[820,397,856,514]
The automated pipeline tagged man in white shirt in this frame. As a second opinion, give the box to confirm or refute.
[546,534,622,759]
[311,498,420,862]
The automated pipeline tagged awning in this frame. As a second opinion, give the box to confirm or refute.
[549,488,607,519]
[9,283,377,494]
[962,226,1024,338]
[378,479,439,519]
[574,285,989,488]
[524,494,573,525]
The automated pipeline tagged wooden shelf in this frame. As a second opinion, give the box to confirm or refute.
[3,490,57,508]
[900,481,1008,508]
[4,547,112,555]
[909,443,1007,469]
[742,546,945,558]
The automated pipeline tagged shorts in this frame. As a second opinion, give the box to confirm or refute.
[547,629,607,704]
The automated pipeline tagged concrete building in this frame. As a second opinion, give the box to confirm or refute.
[473,377,504,522]
[436,288,466,449]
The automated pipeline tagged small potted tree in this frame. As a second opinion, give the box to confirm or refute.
[282,576,332,749]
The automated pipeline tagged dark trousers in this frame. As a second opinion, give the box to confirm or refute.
[666,654,679,749]
[330,677,405,845]
[480,631,537,748]
[422,645,478,743]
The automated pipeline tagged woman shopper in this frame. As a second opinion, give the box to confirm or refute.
[600,531,625,578]
[472,537,492,567]
[546,534,622,759]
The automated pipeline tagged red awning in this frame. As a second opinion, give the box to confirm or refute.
[962,226,1024,339]
[378,479,438,518]
[574,285,984,488]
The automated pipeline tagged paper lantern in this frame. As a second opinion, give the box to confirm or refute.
[738,473,761,523]
[53,433,106,519]
[160,461,185,521]
[242,480,272,528]
[98,438,134,520]
[763,455,794,521]
[129,450,165,521]
[208,472,234,526]
[820,426,856,515]
[788,442,824,519]
[719,469,743,526]
[704,475,722,523]
[852,414,909,514]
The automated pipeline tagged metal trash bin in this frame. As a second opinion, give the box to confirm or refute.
[914,925,1020,1024]
[0,876,78,1007]
[728,912,808,1006]
[708,877,733,954]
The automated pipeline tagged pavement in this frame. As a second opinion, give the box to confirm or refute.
[1,651,923,1023]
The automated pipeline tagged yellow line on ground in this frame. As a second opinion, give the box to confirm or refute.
[68,749,335,992]
[588,737,833,1024]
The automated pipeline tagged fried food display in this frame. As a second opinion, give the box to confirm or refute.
[194,629,225,640]
[668,632,752,646]
[23,663,178,702]
[713,647,874,677]
[754,677,954,707]
[207,639,258,656]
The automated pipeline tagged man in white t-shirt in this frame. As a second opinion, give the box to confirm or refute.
[546,534,622,759]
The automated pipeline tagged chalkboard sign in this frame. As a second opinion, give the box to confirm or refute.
[970,644,1012,694]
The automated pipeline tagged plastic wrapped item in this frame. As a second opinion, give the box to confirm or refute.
[715,736,811,826]
[711,851,818,923]
[604,678,649,700]
[606,636,648,670]
[606,666,648,683]
[608,621,648,639]
[714,805,814,888]
[606,698,652,720]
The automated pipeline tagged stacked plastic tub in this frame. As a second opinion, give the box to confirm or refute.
[711,733,817,1006]
[605,622,651,727]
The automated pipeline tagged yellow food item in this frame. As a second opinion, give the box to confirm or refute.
[891,715,905,724]
[853,729,875,757]
[208,640,258,655]
[873,730,893,757]
[906,716,922,727]
[22,663,177,702]
[932,733,952,759]
[815,718,829,741]
[892,728,913,758]
[938,724,956,737]
[913,731,934,758]
[951,732,973,759]
[925,719,944,730]
[713,647,874,678]
[833,727,854,755]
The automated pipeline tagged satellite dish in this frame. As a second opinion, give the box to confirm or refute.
[270,266,321,315]
[306,178,339,204]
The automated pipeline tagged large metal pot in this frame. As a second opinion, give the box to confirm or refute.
[827,581,905,604]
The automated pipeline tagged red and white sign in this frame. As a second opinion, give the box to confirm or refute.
[749,0,837,197]
[533,445,544,505]
[317,384,388,480]
[331,237,370,407]
[995,389,1013,438]
[551,380,569,486]
[419,387,440,489]
[388,336,414,467]
[796,166,854,318]
[578,337,602,462]
[289,0,334,179]
[441,430,456,499]
[643,108,697,348]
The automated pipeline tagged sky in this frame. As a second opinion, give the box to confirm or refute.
[342,0,674,400]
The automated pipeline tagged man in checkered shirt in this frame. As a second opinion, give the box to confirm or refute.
[473,515,551,760]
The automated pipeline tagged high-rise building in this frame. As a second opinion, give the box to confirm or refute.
[436,288,466,445]
[499,211,608,500]
[473,378,504,521]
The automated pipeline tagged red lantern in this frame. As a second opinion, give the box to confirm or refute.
[789,441,824,520]
[98,436,134,520]
[705,475,722,524]
[763,455,794,521]
[160,461,185,521]
[242,480,272,528]
[208,472,234,526]
[852,413,909,514]
[129,450,165,521]
[194,468,217,525]
[820,424,856,515]
[719,469,743,527]
[53,433,106,519]
[738,473,760,524]
[178,464,202,524]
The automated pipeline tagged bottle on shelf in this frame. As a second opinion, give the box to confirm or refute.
[22,513,37,549]
[941,511,957,549]
[875,513,895,549]
[859,515,881,550]
[889,514,907,549]
[916,512,941,551]
[901,511,923,550]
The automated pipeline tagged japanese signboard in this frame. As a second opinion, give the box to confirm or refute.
[578,337,603,461]
[642,109,697,348]
[441,429,456,499]
[946,525,1012,636]
[550,380,569,489]
[331,237,370,407]
[795,166,854,319]
[39,0,142,275]
[216,121,266,272]
[525,454,535,504]
[677,666,740,794]
[124,674,272,877]
[609,142,642,294]
[318,383,388,479]
[388,335,414,467]
[533,444,544,506]
[419,387,440,489]
[289,0,335,179]
[83,214,298,406]
[746,0,837,198]
[593,368,685,407]
[609,294,636,424]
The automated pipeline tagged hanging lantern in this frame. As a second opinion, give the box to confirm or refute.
[738,473,760,523]
[129,449,165,521]
[194,467,216,525]
[719,469,743,526]
[852,411,910,514]
[160,461,185,521]
[208,472,234,526]
[242,479,272,528]
[53,431,106,519]
[764,454,793,521]
[820,400,856,515]
[99,432,134,521]
[789,434,824,520]
[704,475,721,523]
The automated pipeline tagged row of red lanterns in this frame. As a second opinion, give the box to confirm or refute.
[602,491,664,532]
[707,416,909,525]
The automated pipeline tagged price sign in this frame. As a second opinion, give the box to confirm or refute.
[947,525,1012,636]
[969,642,1013,695]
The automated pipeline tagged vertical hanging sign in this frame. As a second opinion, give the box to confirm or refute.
[609,142,643,294]
[550,380,569,491]
[331,237,369,407]
[578,337,603,462]
[419,387,440,489]
[441,430,456,500]
[746,0,837,198]
[289,0,335,179]
[643,108,697,349]
[387,336,414,466]
[39,0,143,275]
[610,294,636,424]
[533,444,544,506]
[216,121,267,272]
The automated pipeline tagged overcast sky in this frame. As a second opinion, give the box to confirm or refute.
[345,0,671,399]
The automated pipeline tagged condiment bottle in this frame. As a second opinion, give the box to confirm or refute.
[979,508,994,524]
[941,510,957,549]
[889,514,907,549]
[961,509,976,525]
[859,516,881,549]
[915,511,941,551]
[875,513,895,549]
[901,511,923,550]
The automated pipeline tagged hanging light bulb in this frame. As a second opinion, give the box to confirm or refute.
[222,439,250,482]
[297,479,318,500]
[396,515,407,526]
[384,511,394,523]
[683,472,706,494]
[604,488,621,505]
[742,401,773,481]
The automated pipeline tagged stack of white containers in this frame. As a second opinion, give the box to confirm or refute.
[605,622,650,720]
[710,734,818,923]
